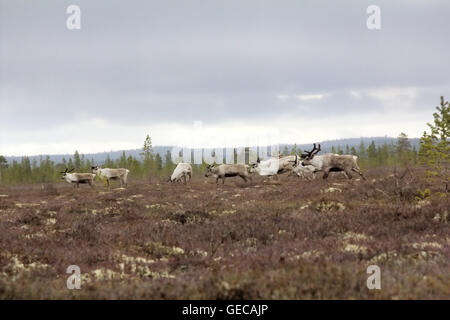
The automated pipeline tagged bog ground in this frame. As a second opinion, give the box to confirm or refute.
[0,168,448,299]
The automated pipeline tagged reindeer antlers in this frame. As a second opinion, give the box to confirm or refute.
[312,143,321,156]
[301,143,321,159]
[60,168,75,174]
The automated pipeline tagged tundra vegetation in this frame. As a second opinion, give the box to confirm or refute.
[0,167,448,299]
[0,97,448,299]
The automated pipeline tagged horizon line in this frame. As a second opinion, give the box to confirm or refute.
[2,135,420,158]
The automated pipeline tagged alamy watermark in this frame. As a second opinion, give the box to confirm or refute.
[170,121,281,165]
[65,5,380,31]
[366,265,381,290]
[367,5,381,30]
[66,265,81,289]
[66,5,81,30]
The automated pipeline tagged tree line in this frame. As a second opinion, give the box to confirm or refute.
[0,97,448,186]
[0,133,422,185]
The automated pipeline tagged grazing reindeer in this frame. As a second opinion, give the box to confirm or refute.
[205,164,251,184]
[169,163,192,184]
[61,168,95,189]
[91,166,130,187]
[301,144,366,180]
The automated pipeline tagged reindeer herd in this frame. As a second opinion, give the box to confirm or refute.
[60,144,365,189]
[61,166,130,189]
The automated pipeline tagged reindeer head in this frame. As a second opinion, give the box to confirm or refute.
[204,164,216,177]
[247,156,264,173]
[247,162,258,173]
[301,144,321,166]
[91,166,100,174]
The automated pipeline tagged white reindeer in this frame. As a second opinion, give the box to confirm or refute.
[169,163,192,184]
[91,166,130,187]
[249,154,299,180]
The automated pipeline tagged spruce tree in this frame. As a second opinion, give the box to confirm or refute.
[164,150,175,176]
[345,144,350,155]
[119,151,127,168]
[367,141,377,166]
[396,132,412,165]
[141,134,154,181]
[0,155,8,183]
[67,158,74,170]
[74,151,81,171]
[418,96,449,191]
[155,153,163,173]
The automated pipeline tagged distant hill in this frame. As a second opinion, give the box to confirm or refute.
[290,137,420,153]
[4,137,420,164]
[4,146,173,165]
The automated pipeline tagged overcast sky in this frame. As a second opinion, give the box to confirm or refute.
[1,0,449,156]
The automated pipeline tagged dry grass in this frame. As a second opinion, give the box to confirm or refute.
[0,167,448,299]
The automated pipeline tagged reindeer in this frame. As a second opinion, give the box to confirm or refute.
[91,166,130,187]
[205,164,251,184]
[300,144,366,180]
[61,168,96,189]
[290,163,317,180]
[168,163,192,184]
[249,155,299,180]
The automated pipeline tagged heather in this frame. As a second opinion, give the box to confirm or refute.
[0,167,448,299]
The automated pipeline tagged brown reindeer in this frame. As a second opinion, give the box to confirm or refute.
[301,144,366,180]
[61,168,96,189]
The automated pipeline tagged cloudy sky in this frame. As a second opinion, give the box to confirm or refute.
[1,0,449,156]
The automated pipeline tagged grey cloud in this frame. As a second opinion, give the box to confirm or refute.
[1,0,449,153]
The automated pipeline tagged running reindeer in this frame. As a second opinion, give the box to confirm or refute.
[300,144,366,180]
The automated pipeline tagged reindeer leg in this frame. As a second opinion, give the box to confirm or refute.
[322,170,330,179]
[344,169,353,179]
[352,167,366,180]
